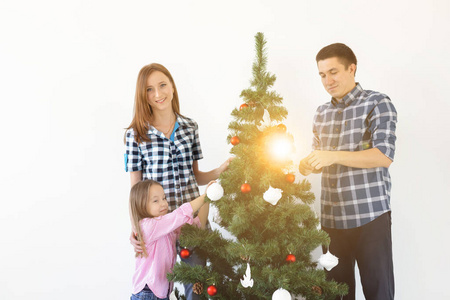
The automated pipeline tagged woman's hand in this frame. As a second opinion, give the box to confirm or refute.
[218,157,234,174]
[193,157,234,185]
[129,231,143,254]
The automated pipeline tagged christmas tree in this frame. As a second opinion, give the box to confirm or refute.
[168,33,347,300]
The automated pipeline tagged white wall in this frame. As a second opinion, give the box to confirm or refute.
[1,0,449,299]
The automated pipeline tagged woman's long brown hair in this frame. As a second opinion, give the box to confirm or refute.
[129,180,162,257]
[125,63,181,144]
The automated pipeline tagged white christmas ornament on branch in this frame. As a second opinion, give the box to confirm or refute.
[169,291,177,300]
[272,288,292,300]
[206,182,224,201]
[240,263,254,288]
[257,109,274,131]
[263,186,283,205]
[318,250,339,271]
[212,208,222,224]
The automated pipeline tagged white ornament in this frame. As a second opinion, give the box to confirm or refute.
[272,288,292,300]
[263,186,283,205]
[257,109,274,131]
[212,208,222,224]
[318,250,339,271]
[240,263,254,288]
[169,291,177,300]
[206,182,224,201]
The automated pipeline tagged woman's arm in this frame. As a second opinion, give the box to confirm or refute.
[192,158,233,185]
[130,171,142,187]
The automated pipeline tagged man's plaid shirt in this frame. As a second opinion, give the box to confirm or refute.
[125,115,203,212]
[313,83,397,229]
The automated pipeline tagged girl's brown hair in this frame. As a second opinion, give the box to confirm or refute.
[129,180,163,257]
[125,63,181,144]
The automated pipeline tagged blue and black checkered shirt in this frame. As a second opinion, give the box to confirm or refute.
[313,83,397,229]
[125,115,203,212]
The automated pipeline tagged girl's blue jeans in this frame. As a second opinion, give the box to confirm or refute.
[130,285,168,300]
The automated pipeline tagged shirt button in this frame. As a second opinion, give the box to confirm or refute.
[338,111,342,114]
[332,146,336,149]
[331,184,335,187]
[335,128,339,132]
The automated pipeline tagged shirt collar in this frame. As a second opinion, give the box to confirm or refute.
[331,83,363,107]
[146,114,194,138]
[176,114,195,128]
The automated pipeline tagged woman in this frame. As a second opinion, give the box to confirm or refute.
[124,63,231,300]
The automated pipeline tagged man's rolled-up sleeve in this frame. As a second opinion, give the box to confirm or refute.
[369,97,397,161]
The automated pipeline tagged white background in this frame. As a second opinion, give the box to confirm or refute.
[1,0,449,299]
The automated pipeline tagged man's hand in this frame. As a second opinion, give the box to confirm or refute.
[299,157,314,176]
[129,231,143,254]
[307,150,337,170]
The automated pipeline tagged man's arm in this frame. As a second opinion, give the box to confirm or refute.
[307,147,392,170]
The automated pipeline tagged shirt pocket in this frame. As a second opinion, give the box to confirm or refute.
[141,141,171,180]
[343,118,364,150]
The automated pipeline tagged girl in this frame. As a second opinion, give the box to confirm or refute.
[129,180,213,300]
[124,63,232,299]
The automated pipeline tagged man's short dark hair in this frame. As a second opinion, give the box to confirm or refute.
[316,43,357,71]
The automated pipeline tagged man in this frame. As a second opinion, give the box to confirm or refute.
[299,43,397,300]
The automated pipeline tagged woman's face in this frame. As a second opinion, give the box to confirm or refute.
[146,184,169,218]
[146,71,174,113]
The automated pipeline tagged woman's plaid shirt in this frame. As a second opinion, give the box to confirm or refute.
[313,83,397,229]
[125,115,203,212]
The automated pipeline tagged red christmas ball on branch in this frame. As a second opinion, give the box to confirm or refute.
[286,253,296,263]
[239,103,249,110]
[180,248,191,259]
[207,285,217,296]
[241,183,251,194]
[230,136,240,146]
[285,174,295,183]
[277,124,287,132]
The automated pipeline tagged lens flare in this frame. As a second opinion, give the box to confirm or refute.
[266,134,293,162]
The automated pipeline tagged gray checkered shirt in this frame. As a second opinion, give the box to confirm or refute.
[125,115,203,212]
[312,83,397,229]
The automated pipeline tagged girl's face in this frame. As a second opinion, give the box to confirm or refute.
[146,71,174,113]
[146,184,169,217]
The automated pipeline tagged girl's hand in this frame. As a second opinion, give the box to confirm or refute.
[204,180,216,195]
[129,231,143,254]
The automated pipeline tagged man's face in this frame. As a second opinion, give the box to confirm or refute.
[317,57,356,101]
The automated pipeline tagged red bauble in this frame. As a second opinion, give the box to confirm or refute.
[241,183,251,193]
[239,103,249,110]
[207,285,217,296]
[180,248,191,259]
[286,253,296,263]
[277,124,287,132]
[230,136,240,146]
[285,174,295,183]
